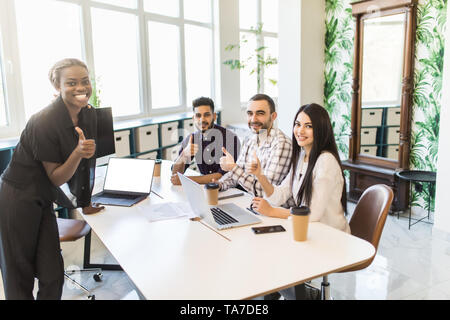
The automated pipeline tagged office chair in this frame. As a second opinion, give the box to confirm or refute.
[57,217,103,300]
[320,184,394,299]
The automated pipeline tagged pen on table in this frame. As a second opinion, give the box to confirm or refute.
[218,192,245,200]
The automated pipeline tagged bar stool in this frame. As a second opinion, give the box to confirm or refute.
[395,170,436,229]
[57,217,103,300]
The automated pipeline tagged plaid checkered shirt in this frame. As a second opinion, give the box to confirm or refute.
[219,127,294,206]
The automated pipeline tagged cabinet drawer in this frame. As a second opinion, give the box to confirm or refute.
[163,145,181,161]
[183,119,195,138]
[113,130,130,157]
[360,146,377,156]
[137,151,158,160]
[161,121,180,147]
[386,107,401,126]
[361,108,383,127]
[360,127,377,145]
[386,127,400,145]
[387,145,399,160]
[135,124,159,153]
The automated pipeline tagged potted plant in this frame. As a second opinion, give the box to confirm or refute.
[223,22,278,93]
[89,76,102,108]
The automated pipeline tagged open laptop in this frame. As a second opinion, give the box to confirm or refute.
[92,158,155,207]
[177,172,261,230]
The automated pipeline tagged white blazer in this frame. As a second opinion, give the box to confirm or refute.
[266,151,350,233]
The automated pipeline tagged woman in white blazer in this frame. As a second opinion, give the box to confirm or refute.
[248,103,350,300]
[247,103,350,233]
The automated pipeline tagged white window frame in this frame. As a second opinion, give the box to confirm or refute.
[0,0,25,137]
[239,0,278,105]
[0,0,217,137]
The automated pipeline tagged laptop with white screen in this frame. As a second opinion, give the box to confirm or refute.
[92,158,155,207]
[177,172,261,230]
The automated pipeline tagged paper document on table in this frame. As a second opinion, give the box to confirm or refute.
[138,201,197,222]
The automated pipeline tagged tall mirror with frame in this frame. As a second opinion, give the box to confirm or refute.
[343,0,417,211]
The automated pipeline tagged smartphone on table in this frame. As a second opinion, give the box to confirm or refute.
[251,225,286,234]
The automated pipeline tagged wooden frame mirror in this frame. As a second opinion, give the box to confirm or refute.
[343,0,417,211]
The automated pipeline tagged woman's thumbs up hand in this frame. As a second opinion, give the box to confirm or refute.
[75,126,96,159]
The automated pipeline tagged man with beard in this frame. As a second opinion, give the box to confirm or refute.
[171,97,240,185]
[218,94,293,202]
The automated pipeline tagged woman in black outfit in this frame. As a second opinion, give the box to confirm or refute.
[0,58,103,299]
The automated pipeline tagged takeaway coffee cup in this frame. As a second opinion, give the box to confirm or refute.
[204,182,220,205]
[291,206,310,241]
[153,159,162,177]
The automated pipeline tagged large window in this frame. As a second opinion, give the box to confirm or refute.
[15,0,83,120]
[183,0,215,107]
[184,0,212,23]
[0,0,11,131]
[0,0,217,135]
[239,0,278,102]
[144,0,178,17]
[93,0,136,9]
[148,21,181,108]
[91,8,141,116]
[184,24,213,106]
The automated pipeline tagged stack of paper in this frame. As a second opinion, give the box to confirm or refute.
[137,201,197,222]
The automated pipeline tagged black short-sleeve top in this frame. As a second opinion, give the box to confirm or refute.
[1,96,97,208]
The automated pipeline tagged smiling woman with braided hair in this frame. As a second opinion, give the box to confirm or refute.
[0,58,104,299]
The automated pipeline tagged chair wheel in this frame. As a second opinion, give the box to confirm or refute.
[88,295,96,300]
[93,273,103,282]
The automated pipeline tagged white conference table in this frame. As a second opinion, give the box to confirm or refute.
[81,160,375,300]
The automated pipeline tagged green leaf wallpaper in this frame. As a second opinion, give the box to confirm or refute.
[324,1,354,158]
[324,0,447,212]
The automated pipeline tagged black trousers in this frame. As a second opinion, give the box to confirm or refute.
[0,180,64,300]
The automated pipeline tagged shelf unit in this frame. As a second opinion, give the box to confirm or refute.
[359,106,400,159]
[0,111,222,174]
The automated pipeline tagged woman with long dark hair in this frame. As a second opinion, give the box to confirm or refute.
[248,103,350,233]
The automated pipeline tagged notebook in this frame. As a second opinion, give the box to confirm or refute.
[177,172,261,230]
[92,158,155,207]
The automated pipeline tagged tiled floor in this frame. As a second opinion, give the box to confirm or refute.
[320,207,450,300]
[0,203,448,300]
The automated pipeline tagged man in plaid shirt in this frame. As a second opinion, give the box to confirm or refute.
[218,94,294,207]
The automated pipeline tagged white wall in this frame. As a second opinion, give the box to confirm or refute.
[433,2,450,234]
[277,0,325,137]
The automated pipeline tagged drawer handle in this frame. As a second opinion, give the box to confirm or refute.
[168,127,172,131]
[146,131,152,135]
[364,149,369,152]
[116,137,122,141]
[396,130,400,134]
[369,112,375,115]
[396,111,400,115]
[363,131,369,134]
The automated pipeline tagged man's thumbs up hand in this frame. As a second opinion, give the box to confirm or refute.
[246,151,262,177]
[183,134,199,158]
[219,147,236,172]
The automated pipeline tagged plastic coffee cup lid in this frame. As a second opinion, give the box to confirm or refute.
[205,182,219,190]
[290,206,310,215]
